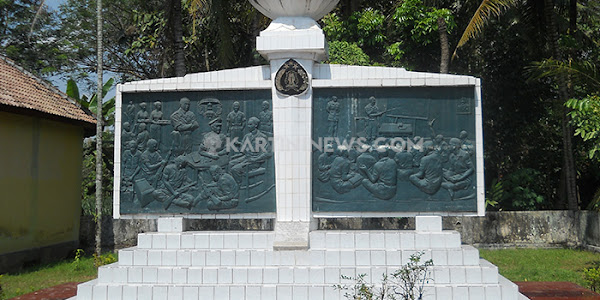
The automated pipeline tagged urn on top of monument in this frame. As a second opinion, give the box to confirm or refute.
[248,0,340,21]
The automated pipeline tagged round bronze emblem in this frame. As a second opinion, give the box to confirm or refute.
[275,59,309,96]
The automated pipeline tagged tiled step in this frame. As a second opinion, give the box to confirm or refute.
[75,280,520,300]
[136,231,276,250]
[97,263,499,285]
[309,230,462,250]
[134,230,462,251]
[117,245,480,267]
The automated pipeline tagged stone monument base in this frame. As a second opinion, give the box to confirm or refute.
[70,217,528,300]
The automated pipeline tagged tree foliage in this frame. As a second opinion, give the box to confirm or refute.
[5,0,600,211]
[0,0,73,76]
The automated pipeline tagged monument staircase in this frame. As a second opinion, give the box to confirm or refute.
[71,217,528,300]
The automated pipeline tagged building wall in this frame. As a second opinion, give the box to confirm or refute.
[0,111,84,256]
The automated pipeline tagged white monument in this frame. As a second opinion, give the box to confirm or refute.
[71,0,529,299]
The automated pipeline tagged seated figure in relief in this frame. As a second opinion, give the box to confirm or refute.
[409,141,443,195]
[229,117,272,184]
[358,148,398,200]
[329,147,363,194]
[152,156,195,209]
[194,165,239,211]
[442,138,475,200]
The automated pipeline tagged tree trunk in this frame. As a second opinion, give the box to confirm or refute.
[438,17,449,74]
[173,0,186,77]
[544,0,578,210]
[95,0,104,257]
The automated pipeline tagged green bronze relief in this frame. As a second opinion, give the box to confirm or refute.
[119,90,276,215]
[312,87,478,213]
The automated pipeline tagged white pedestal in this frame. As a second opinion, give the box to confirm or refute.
[72,224,528,300]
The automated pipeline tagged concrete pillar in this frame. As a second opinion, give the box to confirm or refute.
[256,17,328,250]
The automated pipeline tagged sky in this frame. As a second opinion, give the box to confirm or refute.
[45,0,65,11]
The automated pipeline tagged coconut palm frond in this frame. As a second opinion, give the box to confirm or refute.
[452,0,517,60]
[185,0,211,35]
[186,0,211,19]
[530,59,600,91]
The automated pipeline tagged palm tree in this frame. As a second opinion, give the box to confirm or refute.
[95,0,104,257]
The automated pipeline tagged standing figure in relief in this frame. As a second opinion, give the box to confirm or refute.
[121,140,141,200]
[149,101,165,143]
[135,102,150,129]
[327,96,340,138]
[364,96,384,142]
[170,97,199,155]
[227,101,246,144]
[258,101,273,134]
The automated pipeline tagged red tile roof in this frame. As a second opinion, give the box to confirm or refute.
[0,55,96,125]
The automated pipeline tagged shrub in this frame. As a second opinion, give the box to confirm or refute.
[584,265,600,292]
[94,252,117,268]
[335,251,433,300]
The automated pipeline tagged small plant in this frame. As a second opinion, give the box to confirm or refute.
[0,274,4,300]
[335,251,433,300]
[93,252,117,268]
[335,273,391,300]
[72,249,85,270]
[583,264,600,292]
[485,178,503,210]
[390,252,434,300]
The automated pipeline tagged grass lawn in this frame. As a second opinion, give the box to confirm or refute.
[480,248,600,287]
[0,254,101,300]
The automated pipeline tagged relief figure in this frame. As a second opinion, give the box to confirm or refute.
[317,144,335,182]
[136,123,150,152]
[121,140,141,200]
[227,101,246,143]
[327,96,340,137]
[394,151,415,181]
[258,101,273,134]
[364,97,384,142]
[358,149,398,200]
[170,97,199,155]
[152,156,195,209]
[149,101,169,143]
[229,117,271,184]
[460,130,474,156]
[122,122,135,143]
[442,138,475,200]
[409,141,443,195]
[329,148,363,194]
[195,165,239,211]
[135,102,150,129]
[139,139,166,184]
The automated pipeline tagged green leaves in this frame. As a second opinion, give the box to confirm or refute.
[453,0,518,59]
[326,41,370,66]
[66,78,116,127]
[566,95,600,160]
[392,0,455,45]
